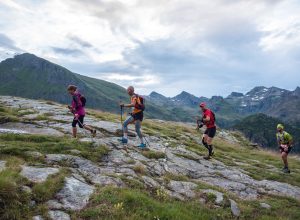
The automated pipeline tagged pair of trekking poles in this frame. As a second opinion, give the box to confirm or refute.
[120,106,150,148]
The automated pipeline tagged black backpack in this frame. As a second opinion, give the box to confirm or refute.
[80,95,86,107]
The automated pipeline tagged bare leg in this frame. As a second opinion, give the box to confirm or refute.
[135,120,144,144]
[281,152,288,168]
[72,127,77,138]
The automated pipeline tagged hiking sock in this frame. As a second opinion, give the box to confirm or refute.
[123,133,128,139]
[202,138,209,150]
[140,137,145,144]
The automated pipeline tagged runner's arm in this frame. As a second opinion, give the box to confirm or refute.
[203,116,210,122]
[121,97,137,108]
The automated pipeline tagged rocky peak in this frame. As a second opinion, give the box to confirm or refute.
[293,86,300,97]
[229,92,244,97]
[149,91,167,100]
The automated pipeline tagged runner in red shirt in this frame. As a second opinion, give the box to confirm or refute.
[197,102,216,160]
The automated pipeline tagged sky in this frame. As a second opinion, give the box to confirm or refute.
[0,0,300,97]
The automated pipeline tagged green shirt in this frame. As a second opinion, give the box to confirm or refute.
[276,131,293,146]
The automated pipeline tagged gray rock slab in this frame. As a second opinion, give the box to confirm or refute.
[0,122,64,136]
[20,166,59,183]
[91,175,125,187]
[55,177,95,210]
[142,176,160,188]
[168,181,198,198]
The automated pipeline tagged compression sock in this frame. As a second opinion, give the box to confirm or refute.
[202,138,209,150]
[208,145,214,156]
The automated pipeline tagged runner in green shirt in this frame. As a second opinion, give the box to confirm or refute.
[276,124,293,173]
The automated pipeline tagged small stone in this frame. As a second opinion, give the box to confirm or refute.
[69,149,81,155]
[32,215,44,220]
[229,199,240,217]
[22,186,32,194]
[46,200,63,210]
[202,189,224,205]
[30,200,36,207]
[48,210,70,220]
[0,160,6,171]
[260,202,271,209]
[25,151,44,159]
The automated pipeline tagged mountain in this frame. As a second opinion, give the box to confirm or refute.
[0,53,127,110]
[0,53,194,122]
[225,86,300,126]
[233,113,300,153]
[0,96,300,219]
[0,53,299,128]
[172,91,202,107]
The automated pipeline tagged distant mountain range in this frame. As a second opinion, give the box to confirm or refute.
[0,53,299,151]
[147,86,300,127]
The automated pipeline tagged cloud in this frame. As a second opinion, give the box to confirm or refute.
[0,33,20,51]
[51,47,84,56]
[68,35,93,48]
[0,0,299,97]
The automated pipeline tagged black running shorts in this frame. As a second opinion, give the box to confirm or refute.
[204,127,216,138]
[280,146,292,154]
[131,111,144,121]
[72,115,85,128]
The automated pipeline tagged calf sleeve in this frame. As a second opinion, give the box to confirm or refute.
[202,138,209,150]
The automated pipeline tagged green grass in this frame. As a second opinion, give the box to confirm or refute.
[133,165,146,175]
[0,169,31,220]
[213,138,300,187]
[72,186,232,220]
[0,133,110,163]
[141,150,166,159]
[32,168,69,203]
[0,104,20,123]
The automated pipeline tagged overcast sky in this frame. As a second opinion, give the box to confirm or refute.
[0,0,299,97]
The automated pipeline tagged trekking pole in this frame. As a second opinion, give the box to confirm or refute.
[143,135,151,148]
[120,106,123,127]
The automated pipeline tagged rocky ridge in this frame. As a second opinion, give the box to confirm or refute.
[0,96,300,219]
